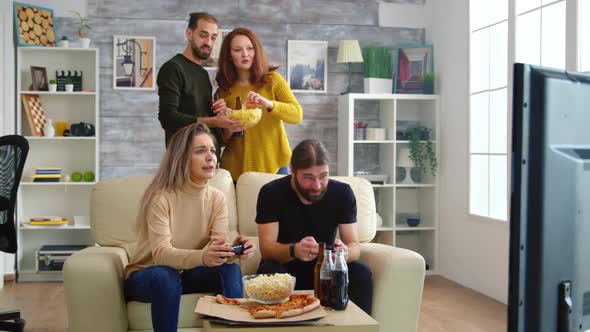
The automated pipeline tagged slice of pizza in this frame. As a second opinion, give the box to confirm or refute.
[215,294,249,305]
[248,294,320,319]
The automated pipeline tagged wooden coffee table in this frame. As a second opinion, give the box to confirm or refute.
[202,300,379,332]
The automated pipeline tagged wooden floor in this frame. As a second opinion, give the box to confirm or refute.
[0,275,506,331]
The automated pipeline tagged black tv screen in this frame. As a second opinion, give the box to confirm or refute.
[509,63,590,332]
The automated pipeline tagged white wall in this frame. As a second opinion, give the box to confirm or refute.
[1,0,16,282]
[379,0,510,303]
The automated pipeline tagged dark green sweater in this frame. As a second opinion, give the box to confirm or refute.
[157,54,214,147]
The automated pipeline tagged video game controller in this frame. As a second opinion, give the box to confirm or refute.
[231,243,245,255]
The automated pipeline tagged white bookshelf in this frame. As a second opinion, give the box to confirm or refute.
[338,93,439,274]
[16,47,99,282]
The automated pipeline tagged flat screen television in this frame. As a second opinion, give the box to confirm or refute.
[509,63,590,332]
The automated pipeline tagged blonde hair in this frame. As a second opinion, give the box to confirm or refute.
[136,123,216,231]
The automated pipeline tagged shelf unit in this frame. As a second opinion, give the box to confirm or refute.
[338,93,439,274]
[16,47,99,282]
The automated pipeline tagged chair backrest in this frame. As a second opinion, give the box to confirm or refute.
[90,169,237,258]
[0,135,29,253]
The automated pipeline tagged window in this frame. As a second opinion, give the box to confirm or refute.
[581,0,590,71]
[469,0,509,220]
[469,0,576,221]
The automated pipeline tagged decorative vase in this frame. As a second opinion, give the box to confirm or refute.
[80,38,91,48]
[65,84,74,93]
[44,119,55,137]
[48,84,57,92]
[423,81,434,94]
[406,214,420,227]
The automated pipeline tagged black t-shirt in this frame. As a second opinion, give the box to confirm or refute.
[256,175,357,248]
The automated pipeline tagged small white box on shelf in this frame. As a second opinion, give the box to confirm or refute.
[366,128,386,140]
[73,215,90,226]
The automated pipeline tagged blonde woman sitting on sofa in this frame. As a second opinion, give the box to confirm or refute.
[124,123,256,332]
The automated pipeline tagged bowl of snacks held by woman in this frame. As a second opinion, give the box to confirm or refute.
[226,106,262,129]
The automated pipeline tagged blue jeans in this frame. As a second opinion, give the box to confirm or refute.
[277,166,290,175]
[124,264,242,332]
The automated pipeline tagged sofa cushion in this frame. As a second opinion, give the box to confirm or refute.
[235,172,376,243]
[90,169,237,258]
[127,293,205,330]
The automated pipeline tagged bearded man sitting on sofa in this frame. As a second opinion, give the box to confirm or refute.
[255,139,373,314]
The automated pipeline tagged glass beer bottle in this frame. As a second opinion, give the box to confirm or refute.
[319,246,334,307]
[331,248,349,310]
[233,96,244,137]
[314,243,325,299]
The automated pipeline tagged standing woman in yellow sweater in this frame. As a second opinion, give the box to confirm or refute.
[216,27,303,181]
[124,123,256,332]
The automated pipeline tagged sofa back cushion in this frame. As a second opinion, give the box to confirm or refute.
[236,172,376,242]
[90,169,237,257]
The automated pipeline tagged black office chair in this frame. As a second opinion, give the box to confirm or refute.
[0,135,28,332]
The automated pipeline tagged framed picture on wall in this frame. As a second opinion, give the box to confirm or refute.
[288,40,327,93]
[393,44,434,94]
[113,36,156,90]
[202,29,231,70]
[14,2,57,47]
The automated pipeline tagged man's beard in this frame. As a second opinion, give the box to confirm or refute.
[294,176,327,203]
[191,42,211,60]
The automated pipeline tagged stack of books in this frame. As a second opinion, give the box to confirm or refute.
[28,216,68,226]
[33,167,62,182]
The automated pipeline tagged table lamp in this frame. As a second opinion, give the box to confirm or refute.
[337,40,363,94]
[397,147,415,184]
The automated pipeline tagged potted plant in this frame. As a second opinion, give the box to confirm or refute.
[65,77,74,93]
[407,126,437,181]
[49,79,57,92]
[362,46,393,93]
[72,10,92,48]
[58,36,69,48]
[421,72,435,94]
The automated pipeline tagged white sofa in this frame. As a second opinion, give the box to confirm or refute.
[64,169,425,332]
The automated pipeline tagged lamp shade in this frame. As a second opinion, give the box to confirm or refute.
[337,40,363,64]
[397,147,414,167]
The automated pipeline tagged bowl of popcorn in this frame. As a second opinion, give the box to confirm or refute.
[227,107,262,129]
[242,273,296,304]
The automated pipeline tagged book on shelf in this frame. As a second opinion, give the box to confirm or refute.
[28,220,68,226]
[30,216,65,221]
[33,177,61,182]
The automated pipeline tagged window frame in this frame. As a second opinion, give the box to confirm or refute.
[467,0,579,222]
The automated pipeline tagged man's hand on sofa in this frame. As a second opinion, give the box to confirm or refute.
[203,239,235,267]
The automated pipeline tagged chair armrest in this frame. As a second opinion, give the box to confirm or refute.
[64,246,129,332]
[360,243,425,332]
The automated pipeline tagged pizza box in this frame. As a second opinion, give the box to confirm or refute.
[195,295,328,324]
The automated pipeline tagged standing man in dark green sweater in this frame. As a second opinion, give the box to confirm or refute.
[157,12,242,147]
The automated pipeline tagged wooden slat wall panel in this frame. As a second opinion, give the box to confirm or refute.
[55,0,424,180]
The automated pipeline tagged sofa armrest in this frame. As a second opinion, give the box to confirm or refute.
[360,243,425,332]
[64,246,129,332]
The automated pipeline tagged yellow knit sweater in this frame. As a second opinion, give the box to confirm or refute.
[219,72,303,181]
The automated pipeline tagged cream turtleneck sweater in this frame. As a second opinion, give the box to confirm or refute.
[124,180,228,279]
